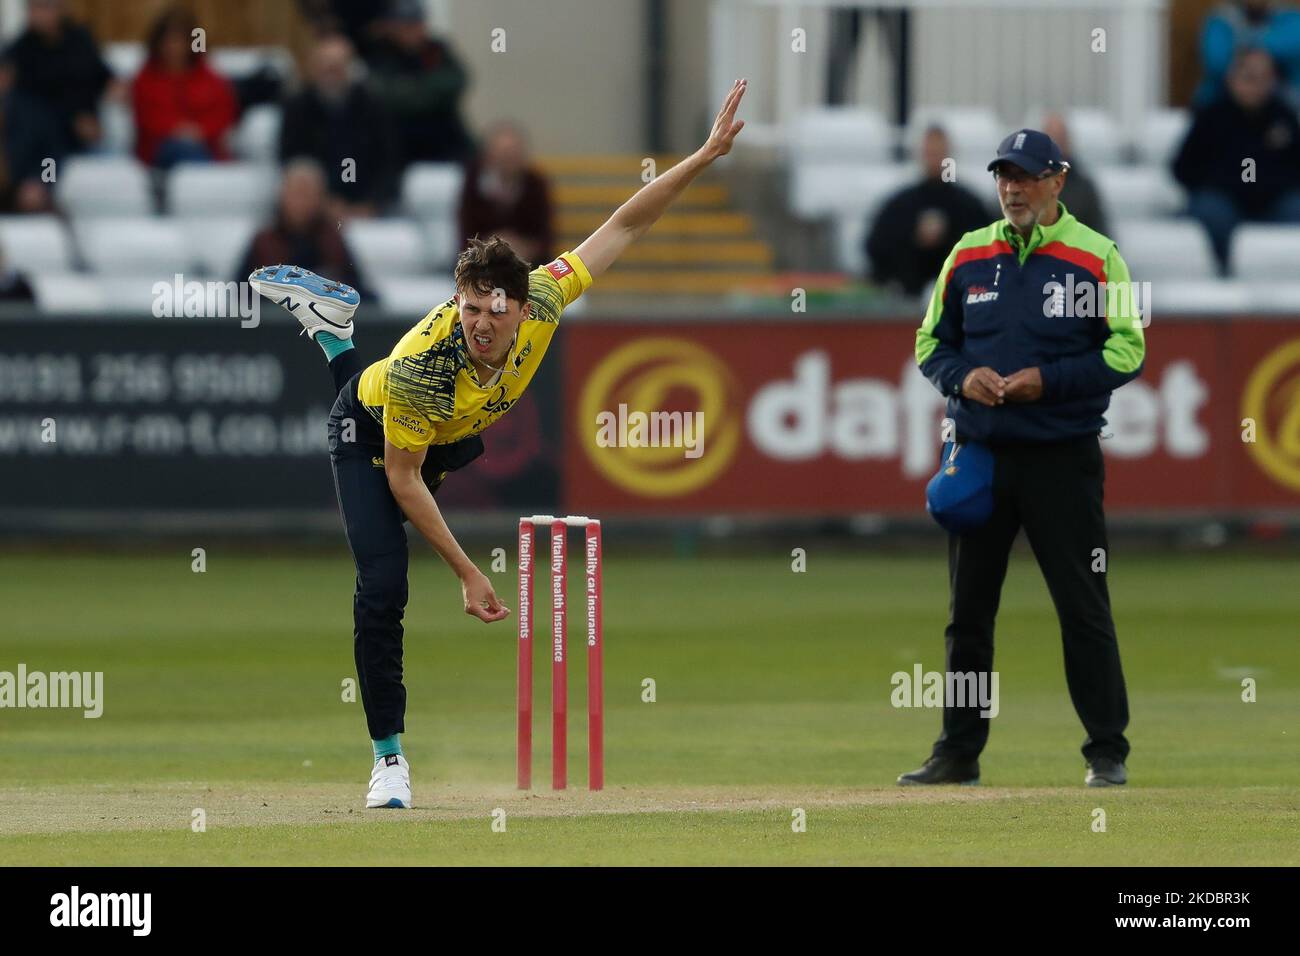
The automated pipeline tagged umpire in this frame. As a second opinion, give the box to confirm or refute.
[903,129,1145,788]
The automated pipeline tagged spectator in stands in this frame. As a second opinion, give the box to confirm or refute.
[3,0,113,158]
[296,0,393,62]
[366,0,475,165]
[279,33,398,219]
[237,158,370,297]
[0,241,34,303]
[864,126,988,296]
[1174,48,1300,272]
[131,7,238,169]
[1195,1,1300,108]
[1040,112,1110,236]
[458,122,554,265]
[0,58,61,213]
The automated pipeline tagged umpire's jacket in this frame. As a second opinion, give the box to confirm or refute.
[915,202,1145,442]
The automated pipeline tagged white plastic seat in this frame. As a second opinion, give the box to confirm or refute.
[168,163,278,217]
[377,277,457,315]
[790,163,914,220]
[233,104,282,162]
[834,215,870,275]
[343,219,430,280]
[102,42,145,80]
[30,273,103,313]
[75,217,192,275]
[423,217,460,269]
[1148,278,1253,314]
[787,108,894,164]
[1246,278,1300,310]
[1062,108,1124,167]
[0,216,74,273]
[906,108,1002,163]
[99,99,134,155]
[181,216,259,280]
[102,275,178,313]
[1135,109,1192,167]
[56,156,153,217]
[210,46,297,84]
[34,272,178,317]
[402,164,465,219]
[1228,224,1300,280]
[1094,165,1185,220]
[1114,220,1216,280]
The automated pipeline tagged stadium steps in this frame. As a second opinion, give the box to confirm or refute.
[539,154,776,297]
[556,210,755,235]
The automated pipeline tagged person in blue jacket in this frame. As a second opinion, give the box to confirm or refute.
[903,129,1145,790]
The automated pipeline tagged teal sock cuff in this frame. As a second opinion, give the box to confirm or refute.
[372,734,402,760]
[317,332,355,361]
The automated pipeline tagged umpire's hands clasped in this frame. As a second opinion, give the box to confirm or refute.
[961,366,1042,405]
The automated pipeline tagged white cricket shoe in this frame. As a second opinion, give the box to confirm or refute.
[366,754,412,809]
[248,264,359,339]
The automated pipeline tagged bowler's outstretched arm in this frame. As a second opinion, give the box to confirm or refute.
[574,79,747,280]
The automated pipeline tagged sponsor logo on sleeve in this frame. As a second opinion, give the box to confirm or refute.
[392,414,428,436]
[545,258,573,281]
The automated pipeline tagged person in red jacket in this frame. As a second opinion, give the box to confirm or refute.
[131,6,237,168]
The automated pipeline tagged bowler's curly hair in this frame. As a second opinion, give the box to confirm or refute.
[454,237,530,304]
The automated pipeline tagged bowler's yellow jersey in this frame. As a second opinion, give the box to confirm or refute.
[357,251,592,450]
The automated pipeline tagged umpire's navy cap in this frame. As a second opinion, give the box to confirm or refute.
[925,441,995,534]
[987,129,1070,176]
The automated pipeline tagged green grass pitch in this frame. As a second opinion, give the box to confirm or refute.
[0,547,1296,865]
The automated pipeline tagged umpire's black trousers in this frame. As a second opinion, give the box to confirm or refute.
[934,433,1130,764]
[323,350,482,741]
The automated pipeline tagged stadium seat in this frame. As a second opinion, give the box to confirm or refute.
[905,107,1001,162]
[75,218,192,276]
[1150,278,1254,314]
[233,104,282,162]
[423,217,460,269]
[1246,278,1300,310]
[100,99,134,155]
[1094,165,1185,220]
[789,162,913,220]
[0,216,75,273]
[402,164,465,219]
[343,219,430,281]
[56,156,154,217]
[210,46,297,84]
[787,107,894,164]
[1114,220,1217,280]
[1135,109,1191,167]
[834,215,869,276]
[103,42,144,80]
[167,163,278,217]
[1062,108,1124,167]
[30,273,104,313]
[181,217,259,280]
[1228,225,1300,280]
[101,275,181,314]
[376,276,457,315]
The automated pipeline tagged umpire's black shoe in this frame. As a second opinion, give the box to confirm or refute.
[897,755,980,786]
[1085,757,1128,787]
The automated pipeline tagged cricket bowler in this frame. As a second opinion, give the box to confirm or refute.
[250,80,748,809]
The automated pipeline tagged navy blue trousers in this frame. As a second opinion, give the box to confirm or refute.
[934,434,1130,765]
[324,350,482,739]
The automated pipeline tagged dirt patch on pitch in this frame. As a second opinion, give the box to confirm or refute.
[0,781,1095,836]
